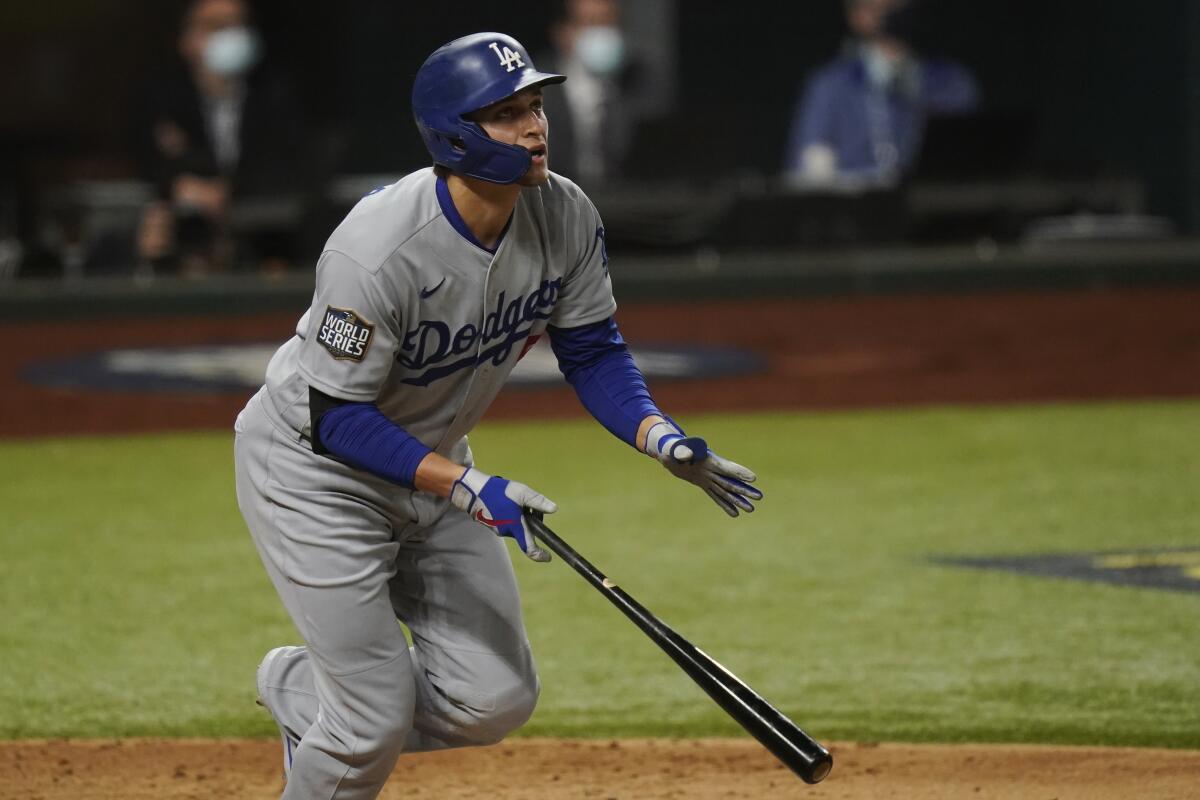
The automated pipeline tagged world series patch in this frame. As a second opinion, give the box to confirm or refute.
[317,306,375,361]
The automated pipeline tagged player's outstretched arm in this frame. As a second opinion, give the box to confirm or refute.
[415,453,557,563]
[640,417,763,518]
[544,320,763,517]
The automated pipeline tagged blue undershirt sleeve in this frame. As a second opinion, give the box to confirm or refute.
[310,389,432,488]
[548,317,663,449]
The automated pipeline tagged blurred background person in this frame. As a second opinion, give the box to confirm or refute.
[538,0,653,188]
[136,0,311,276]
[784,0,980,189]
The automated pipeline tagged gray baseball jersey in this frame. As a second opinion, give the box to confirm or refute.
[261,166,615,465]
[237,167,618,798]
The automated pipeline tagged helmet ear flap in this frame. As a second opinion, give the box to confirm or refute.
[454,120,532,184]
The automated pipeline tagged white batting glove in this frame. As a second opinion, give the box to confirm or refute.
[450,467,557,562]
[644,421,763,517]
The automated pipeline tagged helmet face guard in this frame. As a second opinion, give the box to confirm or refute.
[412,33,565,184]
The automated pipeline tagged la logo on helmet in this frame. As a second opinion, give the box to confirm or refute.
[489,42,525,72]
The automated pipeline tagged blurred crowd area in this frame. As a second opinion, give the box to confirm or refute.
[2,0,1199,280]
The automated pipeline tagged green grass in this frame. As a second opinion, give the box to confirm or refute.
[2,400,1199,747]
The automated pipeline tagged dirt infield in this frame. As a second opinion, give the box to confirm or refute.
[4,737,1200,799]
[4,287,1200,438]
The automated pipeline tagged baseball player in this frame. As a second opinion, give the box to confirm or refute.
[234,31,762,799]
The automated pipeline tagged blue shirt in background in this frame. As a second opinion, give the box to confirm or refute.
[785,50,979,183]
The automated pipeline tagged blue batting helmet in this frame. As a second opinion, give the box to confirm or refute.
[412,33,565,184]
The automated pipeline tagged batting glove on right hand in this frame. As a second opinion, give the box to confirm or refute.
[451,467,557,562]
[645,421,763,517]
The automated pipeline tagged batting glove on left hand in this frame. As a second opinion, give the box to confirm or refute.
[645,421,763,517]
[451,467,557,562]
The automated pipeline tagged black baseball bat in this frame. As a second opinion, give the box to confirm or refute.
[524,512,833,785]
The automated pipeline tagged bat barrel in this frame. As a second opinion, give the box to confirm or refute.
[526,514,833,785]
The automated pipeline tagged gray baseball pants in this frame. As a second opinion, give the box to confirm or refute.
[234,390,539,799]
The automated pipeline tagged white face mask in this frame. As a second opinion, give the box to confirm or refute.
[575,25,625,76]
[203,26,261,76]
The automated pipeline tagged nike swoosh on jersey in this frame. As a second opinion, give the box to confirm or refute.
[420,278,447,299]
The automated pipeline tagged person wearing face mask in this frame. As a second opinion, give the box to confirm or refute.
[135,0,310,275]
[537,0,647,187]
[784,0,979,188]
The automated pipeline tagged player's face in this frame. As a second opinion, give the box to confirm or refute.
[469,88,550,186]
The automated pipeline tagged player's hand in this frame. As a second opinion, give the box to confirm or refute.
[645,421,763,517]
[450,467,557,562]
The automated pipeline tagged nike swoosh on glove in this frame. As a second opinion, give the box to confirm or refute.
[645,421,763,517]
[450,467,557,561]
